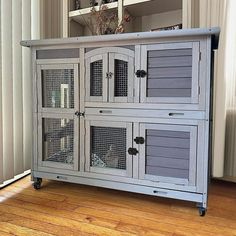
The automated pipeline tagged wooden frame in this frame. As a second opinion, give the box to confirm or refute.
[85,47,135,103]
[140,42,200,104]
[37,112,79,171]
[85,120,133,178]
[23,28,219,212]
[139,123,197,186]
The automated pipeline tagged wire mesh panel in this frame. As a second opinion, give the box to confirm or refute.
[145,129,190,179]
[114,59,128,97]
[90,60,103,96]
[42,118,74,164]
[147,48,192,98]
[90,126,127,170]
[41,69,74,108]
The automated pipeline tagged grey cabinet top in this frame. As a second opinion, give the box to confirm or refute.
[21,27,220,49]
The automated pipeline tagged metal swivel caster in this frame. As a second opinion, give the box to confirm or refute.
[198,207,206,217]
[33,178,42,190]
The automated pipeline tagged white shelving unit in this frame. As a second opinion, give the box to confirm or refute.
[64,0,182,37]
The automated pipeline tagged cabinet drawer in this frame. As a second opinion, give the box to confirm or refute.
[85,108,205,120]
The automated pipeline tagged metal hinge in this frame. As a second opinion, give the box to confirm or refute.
[198,86,201,95]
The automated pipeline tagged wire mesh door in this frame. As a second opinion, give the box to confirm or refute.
[38,64,79,111]
[37,63,79,170]
[85,54,108,102]
[85,120,133,177]
[109,53,134,103]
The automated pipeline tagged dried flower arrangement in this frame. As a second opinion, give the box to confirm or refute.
[82,4,131,35]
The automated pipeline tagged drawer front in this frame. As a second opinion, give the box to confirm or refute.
[85,108,205,120]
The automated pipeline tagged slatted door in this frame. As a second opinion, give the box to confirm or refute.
[108,52,134,103]
[140,42,200,104]
[85,120,133,177]
[139,123,197,186]
[37,63,79,170]
[85,53,108,102]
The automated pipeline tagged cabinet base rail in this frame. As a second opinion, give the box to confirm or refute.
[32,171,206,216]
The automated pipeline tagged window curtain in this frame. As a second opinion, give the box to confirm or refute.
[199,0,228,178]
[224,0,236,179]
[0,0,41,187]
[183,0,228,177]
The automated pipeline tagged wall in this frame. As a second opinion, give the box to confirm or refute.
[133,9,182,32]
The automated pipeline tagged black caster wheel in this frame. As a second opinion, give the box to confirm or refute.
[33,178,42,190]
[199,207,206,217]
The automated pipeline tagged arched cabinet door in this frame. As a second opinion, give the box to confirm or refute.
[85,53,108,102]
[85,47,135,103]
[109,52,134,103]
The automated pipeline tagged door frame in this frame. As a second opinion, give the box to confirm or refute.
[140,42,200,104]
[85,120,133,177]
[138,123,197,186]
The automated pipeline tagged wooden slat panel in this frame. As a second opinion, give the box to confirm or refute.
[148,67,192,78]
[146,136,190,148]
[146,146,190,159]
[146,166,189,179]
[146,156,189,170]
[37,49,80,59]
[148,49,192,58]
[147,78,192,89]
[147,88,191,97]
[148,56,192,68]
[147,130,190,139]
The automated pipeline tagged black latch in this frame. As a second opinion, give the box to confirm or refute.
[135,70,147,78]
[128,147,139,155]
[75,111,85,117]
[140,70,147,78]
[134,137,145,144]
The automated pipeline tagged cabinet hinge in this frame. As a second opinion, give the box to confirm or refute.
[198,86,200,95]
[199,52,202,61]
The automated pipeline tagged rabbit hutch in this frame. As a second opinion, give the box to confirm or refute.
[21,27,220,216]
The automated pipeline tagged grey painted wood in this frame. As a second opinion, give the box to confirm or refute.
[146,146,190,159]
[146,136,190,148]
[146,156,189,169]
[147,130,190,139]
[148,49,192,58]
[148,56,192,67]
[146,166,189,179]
[85,45,135,53]
[147,78,192,89]
[147,88,191,97]
[148,67,192,78]
[37,49,80,59]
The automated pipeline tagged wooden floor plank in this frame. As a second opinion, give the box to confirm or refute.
[0,176,236,236]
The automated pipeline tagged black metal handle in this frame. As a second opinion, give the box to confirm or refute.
[134,137,145,144]
[128,147,139,155]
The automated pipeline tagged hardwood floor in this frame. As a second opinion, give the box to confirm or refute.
[0,176,236,236]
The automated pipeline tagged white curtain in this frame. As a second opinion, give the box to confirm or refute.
[224,0,236,178]
[0,0,41,186]
[199,0,228,177]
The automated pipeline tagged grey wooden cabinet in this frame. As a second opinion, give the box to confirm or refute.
[21,27,220,216]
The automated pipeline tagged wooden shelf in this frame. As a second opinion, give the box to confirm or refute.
[69,2,118,25]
